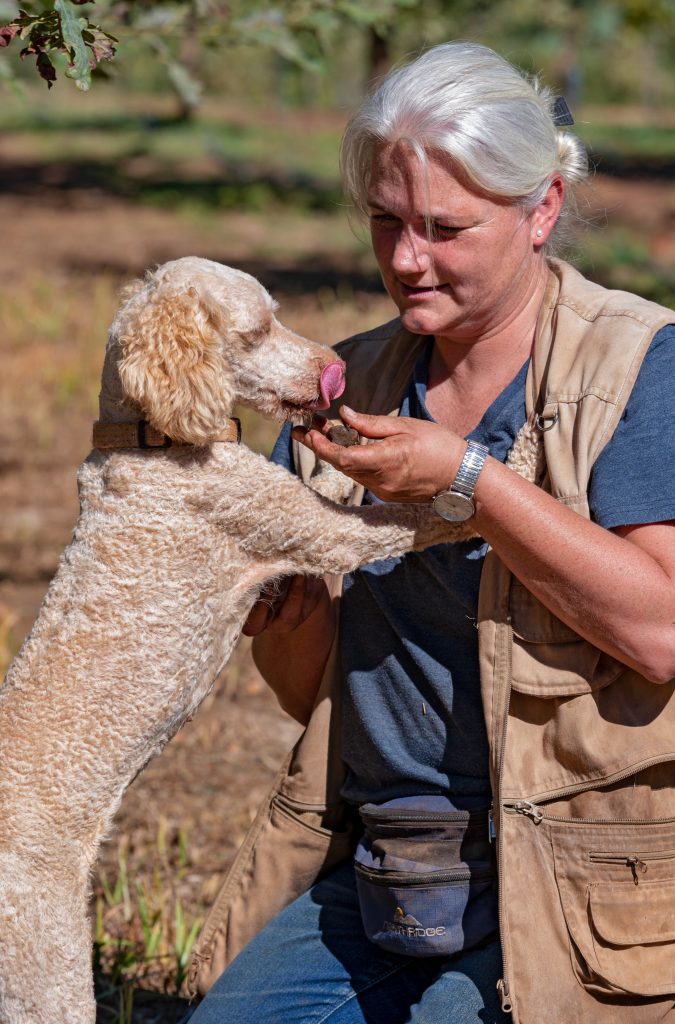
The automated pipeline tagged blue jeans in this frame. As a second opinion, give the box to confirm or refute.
[186,861,511,1024]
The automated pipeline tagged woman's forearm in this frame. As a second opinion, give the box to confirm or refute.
[473,457,675,683]
[296,411,675,684]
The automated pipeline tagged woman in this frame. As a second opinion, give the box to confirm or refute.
[188,43,675,1023]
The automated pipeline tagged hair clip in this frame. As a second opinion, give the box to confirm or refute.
[552,96,574,127]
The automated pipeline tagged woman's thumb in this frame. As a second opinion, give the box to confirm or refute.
[339,406,400,438]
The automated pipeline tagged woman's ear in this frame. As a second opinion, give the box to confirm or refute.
[531,174,565,246]
[116,281,236,444]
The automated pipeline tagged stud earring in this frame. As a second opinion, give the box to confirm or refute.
[536,228,544,238]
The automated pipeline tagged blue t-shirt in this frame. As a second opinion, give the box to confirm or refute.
[271,325,675,807]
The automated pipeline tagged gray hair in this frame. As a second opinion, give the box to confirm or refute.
[341,42,588,252]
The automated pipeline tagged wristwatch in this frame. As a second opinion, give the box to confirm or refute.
[432,441,490,522]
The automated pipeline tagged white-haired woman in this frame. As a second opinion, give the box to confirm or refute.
[188,43,675,1024]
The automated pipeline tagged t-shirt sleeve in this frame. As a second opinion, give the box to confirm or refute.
[589,324,675,529]
[270,422,295,472]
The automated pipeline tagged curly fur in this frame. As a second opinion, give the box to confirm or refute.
[0,257,543,1022]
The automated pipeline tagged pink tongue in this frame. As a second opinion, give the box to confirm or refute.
[318,361,346,409]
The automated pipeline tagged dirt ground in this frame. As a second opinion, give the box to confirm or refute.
[1,167,674,1020]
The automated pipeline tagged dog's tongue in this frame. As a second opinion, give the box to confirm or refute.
[318,361,346,409]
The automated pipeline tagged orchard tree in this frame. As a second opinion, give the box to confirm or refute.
[1,0,673,109]
[0,0,418,100]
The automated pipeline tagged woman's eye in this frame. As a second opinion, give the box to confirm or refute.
[431,222,460,238]
[370,213,399,227]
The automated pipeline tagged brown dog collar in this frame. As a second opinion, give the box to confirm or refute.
[92,419,241,450]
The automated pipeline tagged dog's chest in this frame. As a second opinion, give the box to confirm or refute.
[73,454,252,598]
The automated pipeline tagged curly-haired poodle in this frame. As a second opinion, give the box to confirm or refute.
[0,257,540,1022]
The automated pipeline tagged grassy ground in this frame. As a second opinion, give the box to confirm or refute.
[1,90,674,1020]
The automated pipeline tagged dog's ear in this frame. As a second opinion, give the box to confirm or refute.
[117,282,235,444]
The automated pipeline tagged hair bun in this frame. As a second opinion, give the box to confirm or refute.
[556,131,588,186]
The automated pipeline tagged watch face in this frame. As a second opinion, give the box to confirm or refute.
[432,490,475,522]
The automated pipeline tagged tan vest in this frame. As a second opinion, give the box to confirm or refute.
[188,261,675,1023]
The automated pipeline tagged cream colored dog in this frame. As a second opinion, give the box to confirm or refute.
[0,257,540,1022]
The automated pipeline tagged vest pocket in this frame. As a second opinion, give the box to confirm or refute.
[273,792,355,842]
[509,580,623,697]
[551,819,675,997]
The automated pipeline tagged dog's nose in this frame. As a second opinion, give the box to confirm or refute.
[318,361,346,409]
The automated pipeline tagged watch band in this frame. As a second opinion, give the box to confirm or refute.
[450,440,490,498]
[432,441,490,522]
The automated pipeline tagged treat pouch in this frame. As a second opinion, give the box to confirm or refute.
[354,796,497,957]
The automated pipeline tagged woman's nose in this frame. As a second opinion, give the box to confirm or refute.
[391,228,430,274]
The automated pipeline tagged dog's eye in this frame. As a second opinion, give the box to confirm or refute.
[240,324,270,347]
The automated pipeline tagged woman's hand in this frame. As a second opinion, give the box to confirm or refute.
[243,575,329,637]
[293,406,467,503]
[245,575,336,725]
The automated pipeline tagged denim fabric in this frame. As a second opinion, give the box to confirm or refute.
[185,862,510,1024]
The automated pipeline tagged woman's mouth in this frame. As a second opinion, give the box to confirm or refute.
[399,282,448,299]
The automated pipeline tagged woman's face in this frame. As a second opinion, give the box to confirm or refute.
[367,143,556,343]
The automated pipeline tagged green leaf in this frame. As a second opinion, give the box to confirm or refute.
[178,916,203,967]
[55,0,90,89]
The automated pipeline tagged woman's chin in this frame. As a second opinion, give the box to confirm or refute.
[400,307,453,337]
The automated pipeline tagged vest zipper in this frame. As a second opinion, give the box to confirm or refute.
[496,977,512,1015]
[589,848,675,861]
[354,863,494,886]
[589,848,675,884]
[505,800,675,829]
[496,619,514,1015]
[522,753,675,806]
[359,809,488,824]
[510,800,544,824]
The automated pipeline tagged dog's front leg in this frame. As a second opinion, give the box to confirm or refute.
[195,420,542,576]
[194,459,476,577]
[0,857,95,1024]
[244,495,476,577]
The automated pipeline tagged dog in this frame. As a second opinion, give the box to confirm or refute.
[0,257,541,1022]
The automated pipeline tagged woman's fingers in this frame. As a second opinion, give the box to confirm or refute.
[338,406,403,438]
[267,575,313,633]
[242,576,328,637]
[293,425,380,471]
[292,423,408,496]
[293,412,467,502]
[294,409,407,465]
[242,597,275,636]
[242,578,292,637]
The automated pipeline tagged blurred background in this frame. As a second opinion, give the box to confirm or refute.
[1,2,674,1020]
